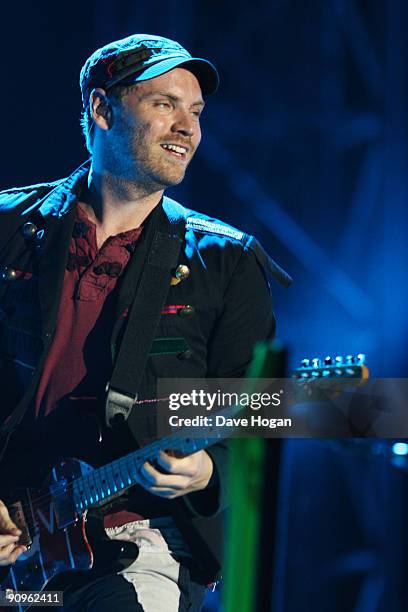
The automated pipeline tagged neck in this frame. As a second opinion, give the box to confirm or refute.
[80,165,164,246]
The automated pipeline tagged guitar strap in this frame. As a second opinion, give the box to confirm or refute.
[104,198,186,428]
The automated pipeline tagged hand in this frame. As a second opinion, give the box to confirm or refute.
[0,500,27,566]
[138,450,213,499]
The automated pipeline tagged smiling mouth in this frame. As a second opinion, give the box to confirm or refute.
[160,143,189,160]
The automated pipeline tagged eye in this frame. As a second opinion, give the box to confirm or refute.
[155,101,171,109]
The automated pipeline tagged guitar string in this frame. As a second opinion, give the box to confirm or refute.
[29,435,213,509]
[23,400,244,513]
[24,433,222,518]
[16,374,347,515]
[13,368,362,523]
[23,439,213,529]
[13,438,186,536]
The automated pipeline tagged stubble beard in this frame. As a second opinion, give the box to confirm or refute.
[131,123,192,190]
[102,119,194,197]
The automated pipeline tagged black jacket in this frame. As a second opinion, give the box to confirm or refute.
[0,161,285,581]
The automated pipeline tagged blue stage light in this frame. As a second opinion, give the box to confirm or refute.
[392,442,408,456]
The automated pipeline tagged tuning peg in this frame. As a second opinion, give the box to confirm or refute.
[312,358,320,368]
[345,355,354,365]
[300,359,310,368]
[324,356,332,365]
[322,369,331,377]
[333,356,344,376]
[356,353,366,364]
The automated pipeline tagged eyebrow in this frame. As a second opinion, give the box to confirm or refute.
[145,92,205,107]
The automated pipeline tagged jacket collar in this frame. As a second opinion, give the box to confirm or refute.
[38,159,189,231]
[38,160,91,219]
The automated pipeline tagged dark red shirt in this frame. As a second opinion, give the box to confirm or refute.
[34,205,147,527]
[35,205,142,417]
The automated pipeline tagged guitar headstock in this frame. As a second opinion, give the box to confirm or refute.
[292,354,369,382]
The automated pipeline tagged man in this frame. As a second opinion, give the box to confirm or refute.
[0,34,287,611]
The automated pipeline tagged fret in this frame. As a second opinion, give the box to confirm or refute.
[80,476,90,508]
[85,475,94,507]
[93,469,105,502]
[111,460,126,492]
[109,462,122,491]
[107,464,118,494]
[97,465,110,499]
[93,470,104,503]
[117,459,128,490]
[116,458,129,488]
[123,456,136,487]
[87,471,98,504]
[127,454,142,484]
[83,475,93,506]
[120,458,133,487]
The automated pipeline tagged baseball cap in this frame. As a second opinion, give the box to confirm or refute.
[80,34,219,107]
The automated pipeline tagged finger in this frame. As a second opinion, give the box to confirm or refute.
[156,452,196,476]
[136,468,172,496]
[0,512,19,534]
[137,466,187,497]
[9,528,21,536]
[0,535,20,547]
[8,545,27,564]
[0,543,17,562]
[0,527,21,537]
[143,487,181,499]
[141,462,189,489]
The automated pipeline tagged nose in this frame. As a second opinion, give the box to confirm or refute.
[171,107,196,138]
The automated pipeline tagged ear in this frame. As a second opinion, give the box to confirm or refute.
[90,88,112,131]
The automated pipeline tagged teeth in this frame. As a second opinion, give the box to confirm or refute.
[162,144,187,154]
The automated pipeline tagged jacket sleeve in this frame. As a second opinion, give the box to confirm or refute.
[206,244,276,378]
[183,244,276,517]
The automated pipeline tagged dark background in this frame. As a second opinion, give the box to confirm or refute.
[2,2,408,610]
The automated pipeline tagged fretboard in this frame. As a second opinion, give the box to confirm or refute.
[71,356,366,513]
[71,419,228,513]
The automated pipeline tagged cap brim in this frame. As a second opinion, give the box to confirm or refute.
[127,56,219,96]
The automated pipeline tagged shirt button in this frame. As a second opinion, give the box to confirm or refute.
[179,305,195,317]
[178,349,193,360]
[1,267,17,281]
[21,221,38,238]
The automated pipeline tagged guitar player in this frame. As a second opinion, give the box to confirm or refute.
[0,34,289,611]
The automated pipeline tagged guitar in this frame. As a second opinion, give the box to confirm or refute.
[0,353,367,609]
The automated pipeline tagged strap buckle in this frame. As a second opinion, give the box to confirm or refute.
[105,383,138,428]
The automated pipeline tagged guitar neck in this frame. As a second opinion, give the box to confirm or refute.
[72,353,367,513]
[72,422,225,513]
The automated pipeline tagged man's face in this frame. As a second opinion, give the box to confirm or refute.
[103,67,204,190]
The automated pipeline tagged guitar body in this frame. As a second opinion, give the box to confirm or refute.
[0,458,139,608]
